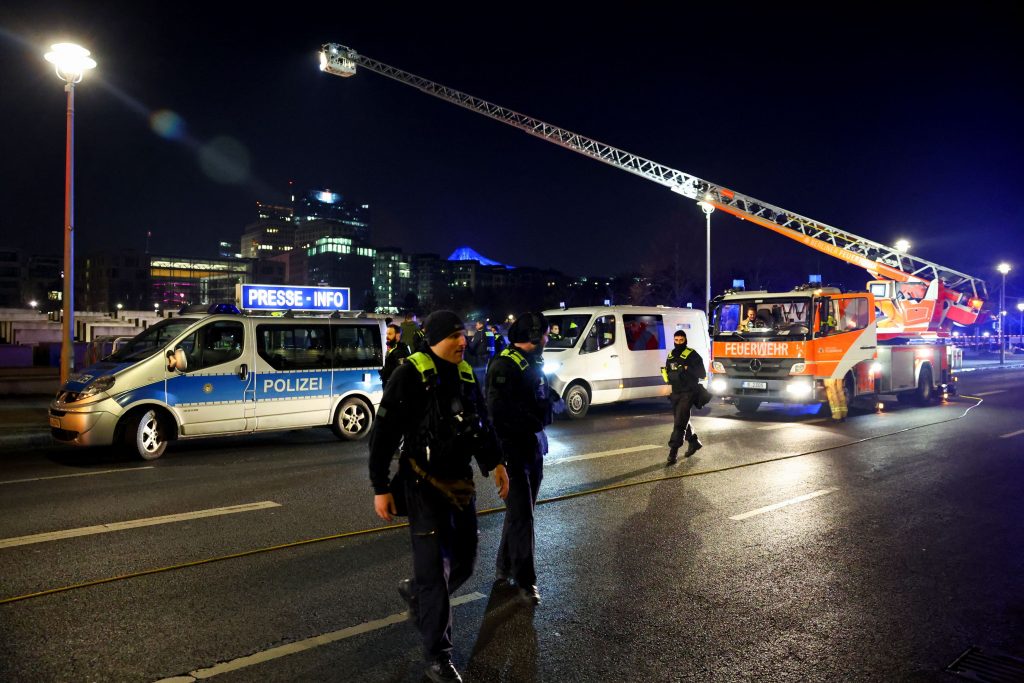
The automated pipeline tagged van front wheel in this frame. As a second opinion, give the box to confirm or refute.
[333,397,372,440]
[126,408,168,460]
[564,384,590,420]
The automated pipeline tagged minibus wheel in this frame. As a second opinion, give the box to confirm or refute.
[564,384,590,419]
[333,396,372,440]
[125,408,168,460]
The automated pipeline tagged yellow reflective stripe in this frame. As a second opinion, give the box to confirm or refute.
[458,360,476,384]
[407,352,436,382]
[499,348,529,370]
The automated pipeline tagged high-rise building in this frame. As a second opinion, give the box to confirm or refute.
[240,201,296,258]
[373,247,412,313]
[293,190,370,245]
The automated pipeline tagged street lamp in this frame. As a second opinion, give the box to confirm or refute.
[45,42,96,385]
[997,262,1011,364]
[698,199,715,313]
[894,239,911,271]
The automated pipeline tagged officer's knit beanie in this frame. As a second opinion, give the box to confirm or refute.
[424,310,465,346]
[508,312,548,343]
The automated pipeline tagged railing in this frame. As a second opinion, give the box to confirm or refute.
[949,335,1023,351]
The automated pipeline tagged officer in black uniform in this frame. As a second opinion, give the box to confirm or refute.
[379,323,411,388]
[486,312,558,605]
[664,329,707,464]
[369,310,509,683]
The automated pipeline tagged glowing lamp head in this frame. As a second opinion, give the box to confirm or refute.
[44,43,96,83]
[895,239,911,253]
[997,262,1011,275]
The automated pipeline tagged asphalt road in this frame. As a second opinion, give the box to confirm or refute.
[1,369,1023,682]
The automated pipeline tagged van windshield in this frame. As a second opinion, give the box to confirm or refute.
[712,299,813,341]
[544,314,591,349]
[107,318,199,362]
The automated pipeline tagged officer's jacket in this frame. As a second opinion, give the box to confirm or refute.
[486,347,551,456]
[380,340,411,387]
[664,345,706,393]
[467,328,493,367]
[368,350,501,495]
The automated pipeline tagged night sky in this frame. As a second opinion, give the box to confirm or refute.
[2,4,1022,302]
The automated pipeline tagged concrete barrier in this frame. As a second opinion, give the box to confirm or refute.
[13,328,63,344]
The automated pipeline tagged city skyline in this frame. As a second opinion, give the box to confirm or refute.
[1,5,1021,300]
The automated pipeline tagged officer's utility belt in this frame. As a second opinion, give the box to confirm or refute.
[407,456,476,510]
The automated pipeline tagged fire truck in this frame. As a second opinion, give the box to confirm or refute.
[318,43,989,413]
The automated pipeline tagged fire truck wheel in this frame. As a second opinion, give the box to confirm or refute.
[915,365,934,405]
[735,398,761,414]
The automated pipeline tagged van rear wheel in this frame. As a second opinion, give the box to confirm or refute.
[125,408,168,461]
[333,397,372,440]
[564,384,590,419]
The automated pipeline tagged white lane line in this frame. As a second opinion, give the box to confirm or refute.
[999,429,1024,439]
[730,488,839,521]
[0,467,155,486]
[0,501,281,549]
[154,592,488,682]
[548,445,662,465]
[975,390,1006,397]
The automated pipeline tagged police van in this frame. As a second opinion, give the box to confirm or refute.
[48,303,384,460]
[541,305,710,418]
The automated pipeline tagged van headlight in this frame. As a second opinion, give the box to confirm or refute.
[785,379,813,397]
[789,362,806,374]
[78,375,115,399]
[711,378,728,394]
[543,361,561,375]
[712,361,726,373]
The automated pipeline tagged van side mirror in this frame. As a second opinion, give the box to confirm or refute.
[167,348,188,373]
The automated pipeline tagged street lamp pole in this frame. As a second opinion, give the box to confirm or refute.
[698,200,715,313]
[997,263,1011,365]
[45,43,96,385]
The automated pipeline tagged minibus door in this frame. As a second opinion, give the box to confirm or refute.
[580,314,623,403]
[165,319,253,435]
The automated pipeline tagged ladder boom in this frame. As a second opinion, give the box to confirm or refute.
[319,43,988,305]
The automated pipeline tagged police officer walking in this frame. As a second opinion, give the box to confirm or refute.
[369,310,509,683]
[467,320,494,385]
[486,312,557,605]
[664,329,707,464]
[379,323,411,388]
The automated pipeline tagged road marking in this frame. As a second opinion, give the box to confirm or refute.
[730,487,839,521]
[0,467,155,486]
[999,429,1024,439]
[548,444,662,465]
[0,501,281,549]
[974,390,1006,397]
[154,592,487,682]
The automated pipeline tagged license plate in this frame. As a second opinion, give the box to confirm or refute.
[742,381,768,390]
[49,416,60,428]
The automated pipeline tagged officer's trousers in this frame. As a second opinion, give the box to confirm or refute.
[406,477,478,661]
[668,391,698,449]
[496,436,544,586]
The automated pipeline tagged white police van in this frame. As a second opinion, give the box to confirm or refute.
[49,301,384,460]
[541,305,710,418]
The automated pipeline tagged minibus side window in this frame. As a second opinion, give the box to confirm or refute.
[257,324,332,371]
[175,321,244,371]
[332,324,384,369]
[581,315,615,354]
[623,315,665,351]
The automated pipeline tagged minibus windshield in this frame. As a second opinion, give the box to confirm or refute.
[712,299,813,341]
[107,318,199,363]
[544,314,591,349]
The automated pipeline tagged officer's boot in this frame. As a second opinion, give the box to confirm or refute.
[684,435,703,458]
[666,447,679,465]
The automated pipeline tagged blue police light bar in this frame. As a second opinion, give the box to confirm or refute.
[809,274,822,284]
[237,284,350,312]
[732,279,745,288]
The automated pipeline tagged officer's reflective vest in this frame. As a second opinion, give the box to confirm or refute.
[407,351,476,385]
[661,347,693,383]
[498,346,529,371]
[485,331,496,356]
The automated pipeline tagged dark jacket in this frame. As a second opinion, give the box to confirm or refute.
[368,349,502,495]
[665,345,706,394]
[486,346,552,459]
[467,328,492,368]
[380,340,411,387]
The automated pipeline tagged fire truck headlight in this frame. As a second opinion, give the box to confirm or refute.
[711,378,728,394]
[712,361,726,373]
[789,362,806,374]
[786,380,813,398]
